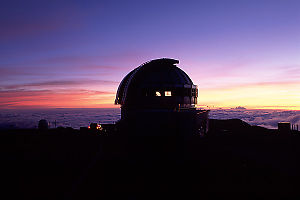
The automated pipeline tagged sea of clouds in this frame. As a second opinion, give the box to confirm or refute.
[0,108,299,130]
[0,108,121,129]
[210,109,300,129]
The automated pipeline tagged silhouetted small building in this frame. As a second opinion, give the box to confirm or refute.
[115,58,209,136]
[89,123,102,131]
[38,119,48,130]
[278,122,291,134]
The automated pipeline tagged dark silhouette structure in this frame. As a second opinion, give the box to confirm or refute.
[278,122,291,134]
[115,58,209,135]
[38,119,48,130]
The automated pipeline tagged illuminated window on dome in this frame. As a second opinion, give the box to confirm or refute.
[165,91,172,96]
[155,91,161,96]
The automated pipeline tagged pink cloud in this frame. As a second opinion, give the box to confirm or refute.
[0,20,65,39]
[0,2,88,40]
[200,80,300,90]
[0,89,115,108]
[1,79,119,90]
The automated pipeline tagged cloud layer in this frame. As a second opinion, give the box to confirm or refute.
[210,109,300,129]
[1,108,300,130]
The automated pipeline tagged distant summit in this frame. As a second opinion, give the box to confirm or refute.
[232,106,246,110]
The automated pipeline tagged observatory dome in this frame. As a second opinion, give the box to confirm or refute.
[115,58,198,109]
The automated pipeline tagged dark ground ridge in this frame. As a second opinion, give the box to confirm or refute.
[1,119,300,199]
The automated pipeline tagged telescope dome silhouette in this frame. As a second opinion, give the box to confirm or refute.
[115,58,197,109]
[115,58,209,136]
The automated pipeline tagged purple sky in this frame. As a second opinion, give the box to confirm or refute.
[1,0,300,109]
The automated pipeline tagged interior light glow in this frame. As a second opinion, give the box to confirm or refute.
[165,91,172,96]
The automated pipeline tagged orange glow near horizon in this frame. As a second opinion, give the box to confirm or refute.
[1,71,299,110]
[0,89,118,109]
[197,81,300,110]
[1,81,299,110]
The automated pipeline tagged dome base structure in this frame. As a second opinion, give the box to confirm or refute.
[115,58,209,136]
[117,108,209,136]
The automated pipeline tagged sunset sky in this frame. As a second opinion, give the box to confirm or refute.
[1,0,299,109]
